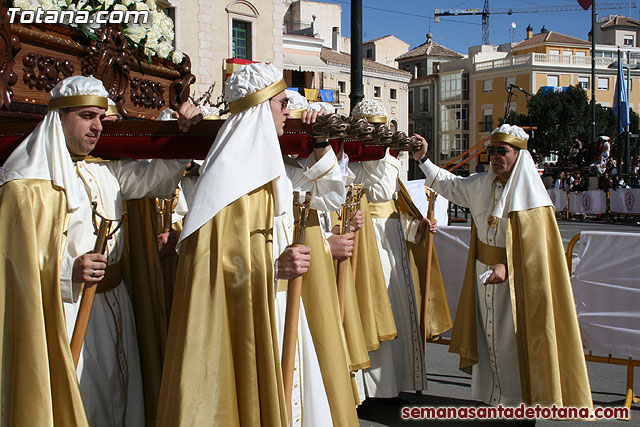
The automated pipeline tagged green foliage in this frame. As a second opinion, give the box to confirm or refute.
[500,85,626,158]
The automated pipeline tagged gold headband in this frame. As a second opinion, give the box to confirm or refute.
[363,114,387,124]
[105,104,121,117]
[490,132,528,150]
[227,79,287,114]
[288,109,305,119]
[48,94,108,111]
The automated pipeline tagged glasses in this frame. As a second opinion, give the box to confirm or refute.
[486,146,515,156]
[271,97,290,112]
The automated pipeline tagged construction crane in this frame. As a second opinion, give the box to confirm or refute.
[434,1,636,45]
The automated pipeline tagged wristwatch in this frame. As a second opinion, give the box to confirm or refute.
[314,140,331,148]
[417,154,429,165]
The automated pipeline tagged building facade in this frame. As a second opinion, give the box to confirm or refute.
[396,33,465,177]
[171,0,283,99]
[363,35,409,69]
[462,21,640,172]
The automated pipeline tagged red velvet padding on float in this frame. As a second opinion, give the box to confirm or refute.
[0,120,388,163]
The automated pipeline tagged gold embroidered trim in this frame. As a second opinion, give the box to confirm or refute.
[310,161,338,181]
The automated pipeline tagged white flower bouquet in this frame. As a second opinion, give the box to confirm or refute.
[9,0,185,64]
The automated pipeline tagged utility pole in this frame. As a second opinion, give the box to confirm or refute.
[350,0,364,112]
[591,1,596,153]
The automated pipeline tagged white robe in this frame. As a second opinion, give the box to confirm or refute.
[419,159,522,406]
[62,158,188,426]
[172,173,198,224]
[351,153,427,397]
[273,150,346,426]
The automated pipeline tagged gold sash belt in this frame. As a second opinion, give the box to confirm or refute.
[368,200,400,219]
[96,261,122,294]
[476,239,507,266]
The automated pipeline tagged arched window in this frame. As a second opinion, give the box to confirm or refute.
[226,0,259,60]
[389,119,398,133]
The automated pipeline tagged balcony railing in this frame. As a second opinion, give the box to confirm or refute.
[283,19,314,36]
[474,52,640,73]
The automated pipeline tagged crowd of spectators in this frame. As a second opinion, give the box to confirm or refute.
[541,137,640,192]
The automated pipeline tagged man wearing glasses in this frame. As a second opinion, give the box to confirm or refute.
[411,125,592,412]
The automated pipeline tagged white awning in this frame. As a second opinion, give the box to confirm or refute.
[283,51,335,72]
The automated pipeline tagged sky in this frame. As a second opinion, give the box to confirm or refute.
[317,0,639,54]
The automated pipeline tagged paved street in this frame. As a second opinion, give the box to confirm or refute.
[358,219,640,426]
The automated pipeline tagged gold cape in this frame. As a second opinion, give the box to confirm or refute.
[0,179,89,426]
[330,211,372,371]
[284,210,360,425]
[395,180,452,339]
[352,193,398,351]
[157,184,288,426]
[449,206,592,408]
[121,198,169,426]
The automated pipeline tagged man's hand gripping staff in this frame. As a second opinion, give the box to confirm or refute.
[281,191,312,424]
[70,203,125,367]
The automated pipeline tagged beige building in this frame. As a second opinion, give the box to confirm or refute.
[283,0,350,52]
[472,25,640,159]
[169,0,284,99]
[395,33,464,178]
[165,0,413,177]
[282,33,341,109]
[317,47,412,178]
[363,35,409,69]
[278,0,412,177]
[595,15,640,48]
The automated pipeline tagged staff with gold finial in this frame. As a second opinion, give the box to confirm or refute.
[70,203,125,367]
[336,185,354,321]
[157,189,180,318]
[281,191,312,423]
[420,187,437,346]
[349,184,364,282]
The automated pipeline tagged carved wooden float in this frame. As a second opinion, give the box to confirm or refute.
[0,3,195,122]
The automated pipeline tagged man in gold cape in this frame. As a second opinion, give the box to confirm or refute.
[0,76,195,426]
[158,63,311,426]
[277,91,361,426]
[335,140,397,356]
[348,99,447,398]
[414,124,592,408]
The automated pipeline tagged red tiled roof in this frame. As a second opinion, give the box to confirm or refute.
[513,31,590,50]
[320,47,411,78]
[395,39,463,61]
[600,15,640,29]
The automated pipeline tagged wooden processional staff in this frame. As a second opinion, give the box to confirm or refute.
[420,189,438,346]
[281,191,312,424]
[349,184,364,283]
[336,185,354,322]
[157,189,180,320]
[70,203,125,367]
